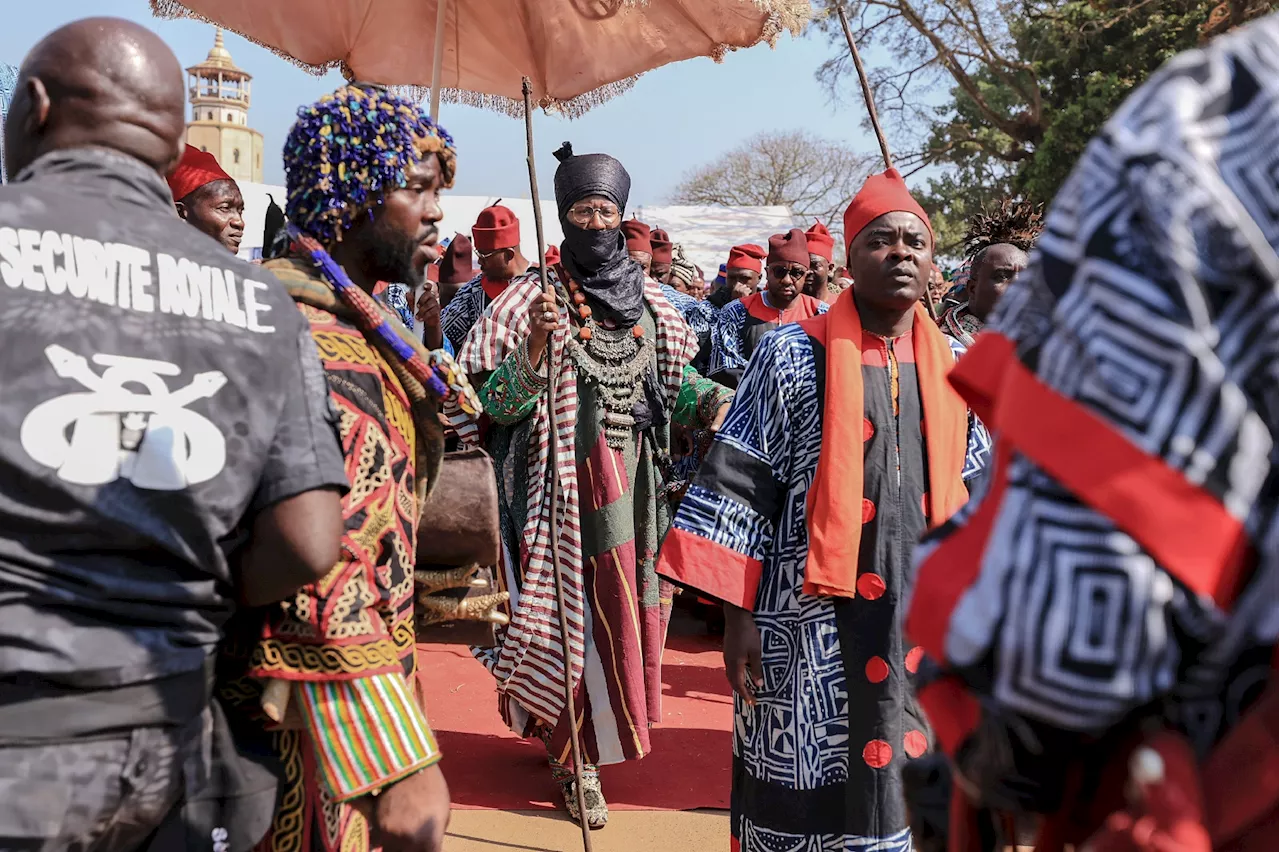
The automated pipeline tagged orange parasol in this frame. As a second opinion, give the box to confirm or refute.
[151,0,809,118]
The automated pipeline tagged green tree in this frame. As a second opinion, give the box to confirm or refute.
[815,0,1276,236]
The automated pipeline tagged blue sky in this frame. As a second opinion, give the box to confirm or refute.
[3,1,894,207]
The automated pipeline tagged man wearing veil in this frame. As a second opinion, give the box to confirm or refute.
[454,142,735,828]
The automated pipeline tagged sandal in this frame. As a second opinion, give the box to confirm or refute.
[558,773,609,829]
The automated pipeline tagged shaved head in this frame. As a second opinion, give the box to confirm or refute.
[3,17,186,181]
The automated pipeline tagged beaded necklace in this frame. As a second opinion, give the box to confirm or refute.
[561,272,653,449]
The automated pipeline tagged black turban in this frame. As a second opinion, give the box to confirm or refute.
[552,142,631,220]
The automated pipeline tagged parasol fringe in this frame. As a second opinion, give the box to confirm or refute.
[391,77,642,121]
[150,0,347,78]
[152,0,810,121]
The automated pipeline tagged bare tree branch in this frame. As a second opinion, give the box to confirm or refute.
[669,131,878,250]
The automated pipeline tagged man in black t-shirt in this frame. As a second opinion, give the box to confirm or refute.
[0,18,347,850]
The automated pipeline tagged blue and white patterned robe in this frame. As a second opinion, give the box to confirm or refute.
[659,317,989,852]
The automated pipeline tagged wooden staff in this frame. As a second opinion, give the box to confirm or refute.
[836,4,939,318]
[837,4,891,171]
[429,0,447,121]
[522,76,594,852]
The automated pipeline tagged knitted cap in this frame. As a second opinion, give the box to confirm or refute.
[472,205,520,252]
[650,228,673,265]
[622,219,652,254]
[842,168,933,252]
[168,144,233,201]
[726,243,767,273]
[805,220,835,262]
[440,234,474,284]
[767,229,810,267]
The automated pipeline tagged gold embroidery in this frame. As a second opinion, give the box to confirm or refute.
[345,428,393,509]
[253,637,402,675]
[267,730,306,852]
[313,329,381,368]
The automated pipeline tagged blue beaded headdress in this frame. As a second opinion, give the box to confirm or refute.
[283,84,456,243]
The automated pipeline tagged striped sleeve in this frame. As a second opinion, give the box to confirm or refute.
[295,673,441,802]
[659,326,808,609]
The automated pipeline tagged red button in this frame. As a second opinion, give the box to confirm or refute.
[905,646,925,673]
[904,730,928,758]
[862,498,876,523]
[862,739,893,768]
[864,656,889,684]
[863,417,874,442]
[856,573,886,601]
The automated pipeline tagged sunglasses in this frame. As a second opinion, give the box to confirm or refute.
[768,264,809,281]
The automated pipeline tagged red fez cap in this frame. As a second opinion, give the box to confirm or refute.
[440,234,474,284]
[726,243,766,273]
[472,205,521,252]
[167,144,234,201]
[767,229,810,267]
[650,229,673,265]
[842,168,933,253]
[622,219,652,254]
[545,244,561,266]
[805,221,834,262]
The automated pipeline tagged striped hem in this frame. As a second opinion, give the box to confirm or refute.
[296,672,441,801]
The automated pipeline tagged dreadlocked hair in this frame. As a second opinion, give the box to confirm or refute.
[284,84,457,244]
[963,199,1044,259]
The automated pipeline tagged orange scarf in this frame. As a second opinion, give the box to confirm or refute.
[803,291,969,598]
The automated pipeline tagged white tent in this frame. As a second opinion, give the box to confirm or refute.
[631,204,798,278]
[236,185,795,284]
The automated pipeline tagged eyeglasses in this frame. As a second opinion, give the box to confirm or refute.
[768,264,809,281]
[475,248,509,260]
[567,203,621,225]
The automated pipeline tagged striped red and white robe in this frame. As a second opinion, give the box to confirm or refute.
[454,271,726,766]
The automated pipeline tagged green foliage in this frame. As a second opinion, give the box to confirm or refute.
[1011,0,1243,200]
[822,0,1276,235]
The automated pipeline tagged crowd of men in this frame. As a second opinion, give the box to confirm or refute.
[0,13,1275,852]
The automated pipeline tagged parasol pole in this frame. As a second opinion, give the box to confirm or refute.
[836,4,938,318]
[521,76,595,852]
[836,4,891,171]
[429,0,447,121]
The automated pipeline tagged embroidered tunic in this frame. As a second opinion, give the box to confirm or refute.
[659,322,988,851]
[242,257,442,852]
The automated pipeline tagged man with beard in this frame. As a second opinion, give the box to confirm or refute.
[168,143,245,254]
[0,18,346,849]
[804,220,835,303]
[242,84,482,852]
[455,142,734,828]
[938,200,1041,347]
[709,228,828,388]
[658,168,989,852]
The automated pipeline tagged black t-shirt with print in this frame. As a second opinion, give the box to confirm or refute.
[0,149,348,694]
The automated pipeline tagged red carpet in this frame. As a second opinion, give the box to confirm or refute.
[416,628,732,811]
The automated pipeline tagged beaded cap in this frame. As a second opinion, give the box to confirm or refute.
[284,84,457,243]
